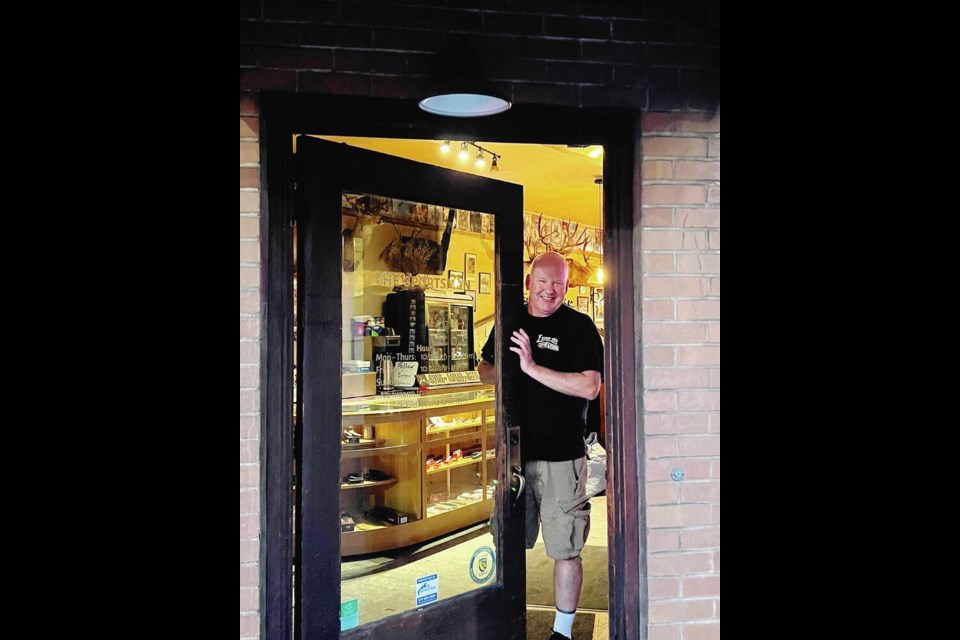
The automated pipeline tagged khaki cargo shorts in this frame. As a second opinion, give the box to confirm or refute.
[525,457,591,560]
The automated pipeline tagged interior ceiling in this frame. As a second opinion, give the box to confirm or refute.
[318,136,604,228]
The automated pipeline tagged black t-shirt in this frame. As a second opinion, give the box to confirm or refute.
[481,304,603,461]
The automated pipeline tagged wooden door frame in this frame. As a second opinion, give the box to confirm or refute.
[259,93,644,640]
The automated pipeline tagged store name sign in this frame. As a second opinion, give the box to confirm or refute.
[416,371,481,388]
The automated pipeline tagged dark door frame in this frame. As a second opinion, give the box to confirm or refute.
[259,93,645,640]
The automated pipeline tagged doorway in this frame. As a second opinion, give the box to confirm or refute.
[260,94,642,640]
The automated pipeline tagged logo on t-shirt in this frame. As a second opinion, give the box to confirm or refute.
[536,334,559,351]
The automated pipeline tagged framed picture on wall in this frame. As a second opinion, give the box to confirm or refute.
[466,279,476,291]
[579,286,588,294]
[577,296,590,314]
[448,269,463,290]
[464,253,477,279]
[479,272,491,294]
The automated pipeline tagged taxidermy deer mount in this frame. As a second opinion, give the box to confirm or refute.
[524,213,602,287]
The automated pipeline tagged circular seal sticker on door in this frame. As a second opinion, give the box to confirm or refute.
[469,546,496,584]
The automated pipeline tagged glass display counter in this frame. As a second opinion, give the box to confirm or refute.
[339,388,496,556]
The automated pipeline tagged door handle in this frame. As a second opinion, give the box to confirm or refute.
[510,465,525,505]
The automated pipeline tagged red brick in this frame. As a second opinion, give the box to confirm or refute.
[708,138,720,158]
[648,504,712,529]
[644,277,708,297]
[647,480,679,504]
[240,564,258,587]
[711,505,720,524]
[240,241,260,264]
[643,160,673,180]
[678,391,720,412]
[240,291,260,314]
[644,390,676,412]
[240,488,259,514]
[240,68,296,91]
[240,92,259,116]
[644,184,707,205]
[683,576,720,598]
[644,347,675,366]
[647,458,711,481]
[240,438,259,463]
[643,299,674,319]
[241,514,259,537]
[680,480,720,503]
[240,389,260,413]
[240,586,259,611]
[650,577,680,599]
[649,625,680,640]
[684,622,721,640]
[714,551,720,572]
[648,551,714,576]
[708,368,720,388]
[642,112,673,131]
[240,318,260,338]
[240,266,260,288]
[240,464,259,488]
[240,191,260,213]
[707,185,720,203]
[240,365,260,388]
[680,525,720,550]
[677,254,720,274]
[240,141,259,164]
[240,538,259,563]
[240,341,260,364]
[674,113,720,133]
[676,208,720,228]
[643,253,674,273]
[239,613,260,636]
[240,217,259,239]
[647,436,679,459]
[675,161,719,180]
[643,322,706,344]
[240,167,260,188]
[648,529,680,552]
[710,457,720,478]
[706,323,720,344]
[240,116,259,138]
[644,413,710,435]
[645,368,708,390]
[643,136,707,158]
[642,230,683,250]
[678,346,719,366]
[649,599,714,623]
[677,301,719,321]
[640,207,673,227]
[708,276,720,295]
[240,415,258,438]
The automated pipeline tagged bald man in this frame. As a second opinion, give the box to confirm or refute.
[478,251,603,640]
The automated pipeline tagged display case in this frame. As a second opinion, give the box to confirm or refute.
[339,388,496,556]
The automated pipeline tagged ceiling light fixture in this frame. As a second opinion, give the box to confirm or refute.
[440,140,502,172]
[418,46,512,118]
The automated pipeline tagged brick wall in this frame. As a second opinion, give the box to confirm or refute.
[641,111,720,640]
[240,1,720,112]
[239,91,261,640]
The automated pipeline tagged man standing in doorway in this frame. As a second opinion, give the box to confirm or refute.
[478,251,603,640]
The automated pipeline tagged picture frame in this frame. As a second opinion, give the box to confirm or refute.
[464,253,477,279]
[466,279,475,292]
[479,272,491,294]
[579,286,588,294]
[448,269,463,290]
[577,296,590,314]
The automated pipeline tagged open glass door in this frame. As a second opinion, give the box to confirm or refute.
[295,136,527,640]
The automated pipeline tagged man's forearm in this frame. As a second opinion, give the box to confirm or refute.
[524,364,601,400]
[477,360,496,385]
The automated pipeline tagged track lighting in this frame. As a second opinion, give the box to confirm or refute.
[439,140,502,172]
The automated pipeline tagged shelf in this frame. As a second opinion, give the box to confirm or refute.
[340,477,398,490]
[426,457,482,474]
[340,442,420,459]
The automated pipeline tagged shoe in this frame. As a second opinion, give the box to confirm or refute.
[548,632,572,640]
[343,428,362,438]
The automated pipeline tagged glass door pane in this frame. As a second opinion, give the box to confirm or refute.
[339,191,498,628]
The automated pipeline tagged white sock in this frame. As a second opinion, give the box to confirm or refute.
[553,609,575,638]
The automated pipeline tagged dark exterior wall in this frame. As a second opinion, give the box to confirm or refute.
[240,0,720,112]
